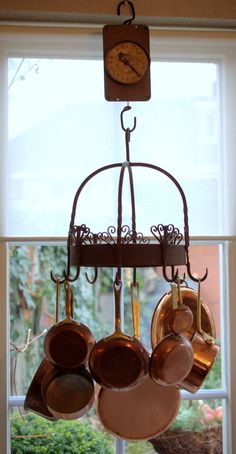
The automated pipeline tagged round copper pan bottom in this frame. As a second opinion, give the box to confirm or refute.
[151,287,216,349]
[97,375,180,441]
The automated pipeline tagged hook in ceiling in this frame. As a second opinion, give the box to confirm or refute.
[117,1,136,25]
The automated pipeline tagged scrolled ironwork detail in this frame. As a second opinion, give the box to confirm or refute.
[97,226,116,245]
[121,225,150,244]
[151,224,183,245]
[69,224,92,246]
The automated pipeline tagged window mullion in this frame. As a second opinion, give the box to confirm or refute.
[0,242,10,454]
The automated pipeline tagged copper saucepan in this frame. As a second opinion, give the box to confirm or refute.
[166,281,194,334]
[44,281,95,369]
[89,280,149,390]
[151,285,216,348]
[96,281,180,440]
[24,357,57,420]
[41,366,95,420]
[180,281,219,393]
[24,279,62,420]
[149,283,194,386]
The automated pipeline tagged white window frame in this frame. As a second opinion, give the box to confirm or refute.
[1,26,236,454]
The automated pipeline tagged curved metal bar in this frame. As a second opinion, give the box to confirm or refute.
[85,267,98,284]
[130,162,190,247]
[65,160,193,282]
[117,162,128,243]
[50,270,65,284]
[69,162,122,230]
[117,0,136,25]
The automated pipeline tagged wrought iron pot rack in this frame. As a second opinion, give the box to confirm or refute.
[51,105,208,286]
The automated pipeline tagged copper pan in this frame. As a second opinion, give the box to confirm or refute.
[24,280,62,420]
[44,281,95,369]
[149,284,194,386]
[151,285,216,349]
[89,280,149,390]
[41,366,95,420]
[180,281,219,393]
[166,282,193,334]
[24,357,57,420]
[96,281,180,440]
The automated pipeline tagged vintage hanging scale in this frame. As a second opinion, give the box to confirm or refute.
[103,0,151,101]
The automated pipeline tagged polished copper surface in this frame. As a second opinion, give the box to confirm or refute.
[95,277,180,441]
[180,282,219,392]
[149,333,194,386]
[97,373,180,440]
[44,282,95,369]
[89,282,149,389]
[41,367,95,420]
[181,331,219,393]
[151,287,216,348]
[168,305,194,334]
[24,357,57,421]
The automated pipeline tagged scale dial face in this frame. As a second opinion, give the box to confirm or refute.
[105,41,150,85]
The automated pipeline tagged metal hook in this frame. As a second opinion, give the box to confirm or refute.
[162,264,179,283]
[63,265,81,283]
[85,267,98,284]
[50,270,65,284]
[120,105,137,132]
[186,261,208,283]
[117,0,136,25]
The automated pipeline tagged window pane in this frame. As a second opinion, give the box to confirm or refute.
[10,411,115,453]
[6,59,221,236]
[9,244,115,452]
[9,243,223,452]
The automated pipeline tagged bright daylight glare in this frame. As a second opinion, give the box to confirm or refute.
[7,59,219,237]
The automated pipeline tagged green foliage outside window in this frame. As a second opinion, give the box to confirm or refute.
[11,414,114,454]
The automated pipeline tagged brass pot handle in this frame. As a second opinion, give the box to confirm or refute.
[130,281,140,340]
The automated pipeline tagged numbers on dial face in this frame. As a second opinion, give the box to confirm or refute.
[105,41,149,85]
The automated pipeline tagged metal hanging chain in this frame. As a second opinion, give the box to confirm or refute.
[117,0,136,25]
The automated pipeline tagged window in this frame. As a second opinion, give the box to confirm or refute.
[1,26,236,454]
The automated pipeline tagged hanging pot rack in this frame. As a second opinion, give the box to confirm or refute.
[51,105,208,286]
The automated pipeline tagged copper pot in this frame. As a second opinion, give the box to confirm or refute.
[166,282,193,334]
[151,286,216,348]
[89,281,149,390]
[96,280,180,440]
[24,280,62,420]
[24,357,58,420]
[41,366,95,420]
[180,281,219,393]
[44,282,95,369]
[149,284,194,386]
